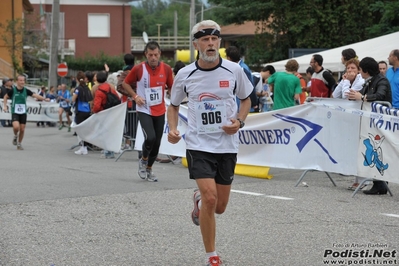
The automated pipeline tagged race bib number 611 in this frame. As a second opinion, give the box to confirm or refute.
[195,100,227,134]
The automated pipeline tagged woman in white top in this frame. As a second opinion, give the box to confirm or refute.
[333,58,364,99]
[333,58,367,190]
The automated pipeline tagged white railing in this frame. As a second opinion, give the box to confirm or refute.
[131,36,190,51]
[41,39,76,56]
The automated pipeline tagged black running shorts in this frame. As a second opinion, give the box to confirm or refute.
[11,113,27,124]
[186,149,237,185]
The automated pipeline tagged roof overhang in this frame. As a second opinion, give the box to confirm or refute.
[23,0,34,12]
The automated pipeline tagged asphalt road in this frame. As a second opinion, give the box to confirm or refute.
[1,123,398,266]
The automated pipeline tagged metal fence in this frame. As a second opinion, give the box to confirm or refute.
[115,100,139,161]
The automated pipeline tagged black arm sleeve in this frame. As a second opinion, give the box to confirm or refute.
[367,81,391,103]
[6,89,13,98]
[323,71,337,90]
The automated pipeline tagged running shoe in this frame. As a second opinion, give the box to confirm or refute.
[138,158,148,179]
[59,124,64,130]
[17,144,24,150]
[192,189,201,226]
[207,256,222,266]
[121,144,131,150]
[74,146,88,155]
[68,126,71,132]
[100,151,115,159]
[145,168,158,182]
[12,135,17,146]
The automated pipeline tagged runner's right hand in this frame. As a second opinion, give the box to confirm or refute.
[168,130,181,144]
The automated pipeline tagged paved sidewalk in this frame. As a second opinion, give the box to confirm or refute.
[1,123,398,266]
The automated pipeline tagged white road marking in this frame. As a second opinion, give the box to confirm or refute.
[231,189,263,196]
[231,189,294,200]
[265,195,294,200]
[381,213,399,218]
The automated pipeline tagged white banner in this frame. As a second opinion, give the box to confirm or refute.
[0,98,64,121]
[71,102,127,152]
[135,100,188,156]
[357,102,399,184]
[136,98,360,172]
[237,99,361,175]
[134,98,399,184]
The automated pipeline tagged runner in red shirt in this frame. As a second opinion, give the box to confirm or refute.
[122,41,173,182]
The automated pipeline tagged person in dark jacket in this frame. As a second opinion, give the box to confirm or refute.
[36,86,47,127]
[1,78,13,127]
[346,57,392,195]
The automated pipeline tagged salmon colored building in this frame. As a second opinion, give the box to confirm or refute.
[0,0,33,79]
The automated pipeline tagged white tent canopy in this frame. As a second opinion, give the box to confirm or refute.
[269,31,399,73]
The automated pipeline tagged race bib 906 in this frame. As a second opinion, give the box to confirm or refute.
[195,100,227,134]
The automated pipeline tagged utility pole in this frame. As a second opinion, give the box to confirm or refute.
[156,24,162,43]
[48,0,60,89]
[189,0,195,62]
[174,11,178,47]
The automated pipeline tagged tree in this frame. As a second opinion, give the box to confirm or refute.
[0,18,25,77]
[23,14,49,77]
[0,14,48,78]
[130,0,205,37]
[131,7,148,36]
[209,0,399,65]
[367,1,399,37]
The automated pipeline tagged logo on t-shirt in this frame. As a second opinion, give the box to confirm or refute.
[219,81,229,88]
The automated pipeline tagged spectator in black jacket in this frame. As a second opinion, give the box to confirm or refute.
[346,57,392,195]
[1,78,13,127]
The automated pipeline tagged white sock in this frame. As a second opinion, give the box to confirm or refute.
[198,199,202,209]
[206,251,217,263]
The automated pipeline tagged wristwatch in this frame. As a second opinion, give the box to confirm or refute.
[237,118,245,128]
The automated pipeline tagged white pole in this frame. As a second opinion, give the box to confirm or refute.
[201,3,204,21]
[189,0,195,62]
[49,0,60,88]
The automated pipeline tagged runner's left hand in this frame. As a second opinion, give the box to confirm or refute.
[222,119,240,135]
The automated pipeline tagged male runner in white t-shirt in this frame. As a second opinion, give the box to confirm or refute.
[167,20,253,266]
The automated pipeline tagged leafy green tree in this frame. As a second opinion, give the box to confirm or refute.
[1,14,48,78]
[0,18,25,76]
[367,1,399,37]
[209,0,399,65]
[130,0,205,38]
[65,52,123,72]
[131,7,148,36]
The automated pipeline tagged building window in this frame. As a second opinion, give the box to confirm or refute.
[88,14,110,38]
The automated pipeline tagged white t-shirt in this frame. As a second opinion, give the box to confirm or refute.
[332,74,364,99]
[170,59,253,153]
